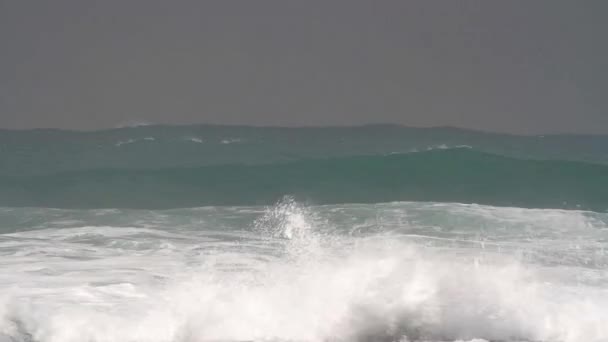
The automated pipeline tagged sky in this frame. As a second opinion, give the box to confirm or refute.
[0,1,606,134]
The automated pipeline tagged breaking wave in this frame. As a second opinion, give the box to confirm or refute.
[0,199,607,341]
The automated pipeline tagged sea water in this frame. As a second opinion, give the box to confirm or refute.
[0,125,607,341]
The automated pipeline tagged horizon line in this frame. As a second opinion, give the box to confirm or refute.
[0,122,606,137]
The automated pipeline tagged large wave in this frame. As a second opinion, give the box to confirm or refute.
[1,149,607,210]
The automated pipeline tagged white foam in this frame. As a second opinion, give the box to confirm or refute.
[387,145,473,155]
[426,144,473,151]
[220,138,244,144]
[184,137,204,143]
[115,137,156,147]
[1,201,607,341]
[115,138,136,147]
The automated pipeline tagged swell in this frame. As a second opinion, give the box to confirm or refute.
[1,149,607,211]
[2,125,608,177]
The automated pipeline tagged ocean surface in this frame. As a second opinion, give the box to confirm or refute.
[0,125,607,342]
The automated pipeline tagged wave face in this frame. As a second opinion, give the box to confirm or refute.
[1,200,608,342]
[1,125,608,178]
[1,148,607,210]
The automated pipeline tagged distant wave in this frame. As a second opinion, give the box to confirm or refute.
[183,137,204,143]
[388,144,473,155]
[1,149,606,211]
[220,137,245,144]
[115,120,154,128]
[2,125,608,178]
[115,136,156,146]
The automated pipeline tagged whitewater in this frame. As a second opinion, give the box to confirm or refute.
[1,125,607,342]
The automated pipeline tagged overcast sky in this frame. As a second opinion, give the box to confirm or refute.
[1,1,606,134]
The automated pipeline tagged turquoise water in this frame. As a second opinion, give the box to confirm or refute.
[0,125,607,342]
[1,125,607,210]
[1,125,607,177]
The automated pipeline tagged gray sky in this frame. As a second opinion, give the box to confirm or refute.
[1,1,606,134]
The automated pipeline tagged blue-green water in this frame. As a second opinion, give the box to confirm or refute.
[1,124,607,210]
[0,125,607,342]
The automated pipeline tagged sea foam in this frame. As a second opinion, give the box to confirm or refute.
[0,200,607,341]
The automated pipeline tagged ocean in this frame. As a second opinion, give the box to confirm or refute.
[0,124,607,342]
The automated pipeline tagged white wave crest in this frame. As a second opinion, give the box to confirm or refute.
[115,137,156,147]
[184,137,204,143]
[220,138,245,144]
